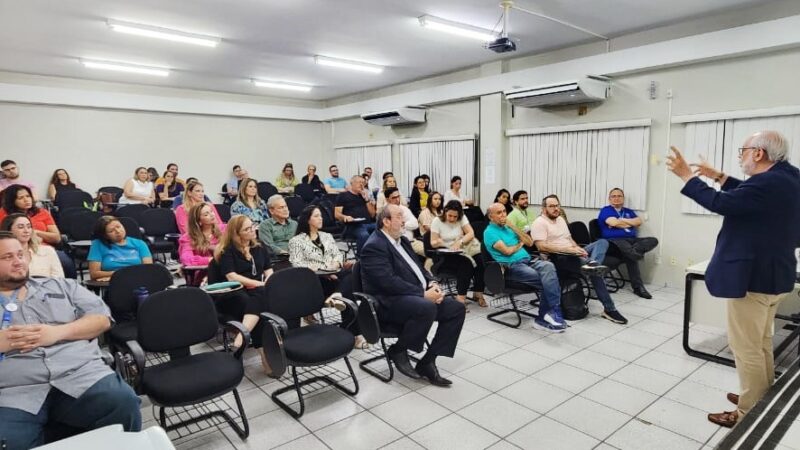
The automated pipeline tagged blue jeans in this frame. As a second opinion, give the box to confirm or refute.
[344,222,376,256]
[582,239,617,312]
[504,258,562,318]
[0,373,141,450]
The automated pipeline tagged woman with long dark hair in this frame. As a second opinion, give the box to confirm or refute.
[87,216,153,281]
[47,168,78,200]
[409,175,430,218]
[0,184,62,245]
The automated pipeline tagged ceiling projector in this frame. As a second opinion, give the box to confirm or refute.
[486,36,516,53]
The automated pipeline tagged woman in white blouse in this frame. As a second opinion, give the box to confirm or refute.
[288,205,366,348]
[119,166,155,205]
[429,200,485,308]
[1,213,64,278]
[443,175,473,207]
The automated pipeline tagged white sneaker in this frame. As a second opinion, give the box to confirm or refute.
[543,313,567,330]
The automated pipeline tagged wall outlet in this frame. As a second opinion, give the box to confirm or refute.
[670,256,677,266]
[654,255,662,265]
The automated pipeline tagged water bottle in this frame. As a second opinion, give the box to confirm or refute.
[134,286,149,306]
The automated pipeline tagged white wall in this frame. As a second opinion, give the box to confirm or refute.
[0,103,329,201]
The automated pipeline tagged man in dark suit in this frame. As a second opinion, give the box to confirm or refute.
[668,130,800,427]
[360,204,466,386]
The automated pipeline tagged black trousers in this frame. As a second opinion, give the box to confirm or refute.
[608,237,659,288]
[441,254,485,296]
[380,295,465,357]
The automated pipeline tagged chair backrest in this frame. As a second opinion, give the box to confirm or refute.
[206,258,224,284]
[63,210,101,241]
[464,206,485,224]
[54,190,94,210]
[568,221,592,246]
[470,220,488,243]
[480,242,505,294]
[116,216,144,240]
[59,251,77,279]
[352,261,363,291]
[105,264,174,321]
[137,287,218,352]
[257,182,278,201]
[215,203,231,223]
[263,267,324,320]
[97,186,124,202]
[285,196,306,219]
[421,231,433,253]
[588,219,602,242]
[139,208,179,236]
[294,183,316,203]
[114,204,150,224]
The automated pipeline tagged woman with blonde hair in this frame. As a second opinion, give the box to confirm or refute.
[0,213,64,278]
[375,174,407,214]
[179,203,225,267]
[230,178,269,224]
[275,162,298,194]
[214,215,274,373]
[175,180,223,234]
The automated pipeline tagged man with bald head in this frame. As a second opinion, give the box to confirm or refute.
[483,203,566,332]
[360,205,465,386]
[668,130,800,427]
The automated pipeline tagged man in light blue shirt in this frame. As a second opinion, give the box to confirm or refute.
[484,203,565,332]
[323,165,347,193]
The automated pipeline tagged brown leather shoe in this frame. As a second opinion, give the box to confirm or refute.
[708,410,738,428]
[727,393,739,405]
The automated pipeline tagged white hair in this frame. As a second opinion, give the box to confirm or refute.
[750,130,788,162]
[266,194,284,209]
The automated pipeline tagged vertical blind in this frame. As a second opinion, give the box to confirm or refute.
[508,126,650,210]
[396,138,476,200]
[681,114,800,214]
[334,144,392,181]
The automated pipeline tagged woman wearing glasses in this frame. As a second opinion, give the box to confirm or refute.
[214,215,275,374]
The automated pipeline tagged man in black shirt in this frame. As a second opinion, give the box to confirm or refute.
[335,175,376,256]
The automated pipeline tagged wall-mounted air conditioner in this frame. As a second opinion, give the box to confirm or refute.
[361,106,427,126]
[504,77,610,108]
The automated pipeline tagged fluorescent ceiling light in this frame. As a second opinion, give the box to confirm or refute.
[252,79,313,92]
[107,19,220,47]
[418,15,498,41]
[80,59,170,77]
[314,55,384,74]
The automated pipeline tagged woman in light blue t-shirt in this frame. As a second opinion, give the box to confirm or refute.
[87,216,153,281]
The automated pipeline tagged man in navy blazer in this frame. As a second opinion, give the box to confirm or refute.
[668,130,800,427]
[360,205,466,386]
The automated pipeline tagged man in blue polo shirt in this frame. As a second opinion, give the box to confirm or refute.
[484,203,565,332]
[323,165,347,194]
[597,188,658,299]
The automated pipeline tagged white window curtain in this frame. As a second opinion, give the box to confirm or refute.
[681,114,800,215]
[397,137,476,201]
[508,126,650,210]
[334,143,392,181]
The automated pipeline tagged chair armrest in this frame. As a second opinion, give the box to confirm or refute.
[224,320,250,360]
[117,340,146,393]
[353,292,381,344]
[259,312,288,335]
[337,296,358,329]
[484,262,506,295]
[101,350,114,368]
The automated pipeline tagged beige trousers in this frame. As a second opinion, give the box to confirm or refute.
[726,291,788,418]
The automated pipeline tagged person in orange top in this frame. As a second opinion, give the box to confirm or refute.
[0,185,61,246]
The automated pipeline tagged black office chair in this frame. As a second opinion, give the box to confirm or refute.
[259,267,359,418]
[122,287,250,439]
[285,195,306,220]
[421,231,459,296]
[97,186,124,202]
[54,189,94,212]
[139,208,180,263]
[61,210,101,280]
[215,203,231,223]
[481,243,541,328]
[114,204,150,225]
[569,221,624,293]
[294,183,316,203]
[463,205,485,224]
[104,264,174,353]
[116,216,146,241]
[257,182,278,201]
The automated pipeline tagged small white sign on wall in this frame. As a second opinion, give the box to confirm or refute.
[484,147,496,184]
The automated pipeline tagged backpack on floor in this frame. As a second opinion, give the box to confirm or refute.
[561,278,588,321]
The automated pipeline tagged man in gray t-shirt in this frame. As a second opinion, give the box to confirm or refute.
[0,235,141,449]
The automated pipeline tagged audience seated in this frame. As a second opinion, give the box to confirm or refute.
[0,160,36,197]
[0,214,63,278]
[430,200,485,308]
[334,175,376,256]
[484,203,566,332]
[531,194,628,325]
[409,175,430,218]
[230,178,270,225]
[155,170,184,208]
[597,188,659,299]
[258,195,297,256]
[323,165,347,194]
[87,216,153,281]
[506,190,535,232]
[418,191,443,236]
[420,174,431,190]
[364,167,380,194]
[0,235,141,449]
[153,163,186,191]
[146,167,159,183]
[360,205,466,386]
[375,175,407,215]
[224,165,245,205]
[443,175,473,207]
[214,215,274,374]
[493,189,513,214]
[175,180,223,234]
[0,185,61,246]
[118,167,155,206]
[178,203,225,267]
[47,168,78,201]
[301,164,326,193]
[171,177,212,209]
[274,163,298,194]
[383,187,423,255]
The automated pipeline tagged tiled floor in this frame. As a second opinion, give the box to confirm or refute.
[139,285,800,450]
